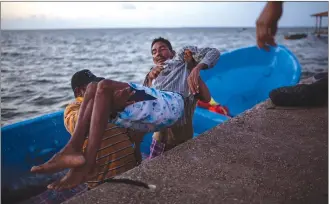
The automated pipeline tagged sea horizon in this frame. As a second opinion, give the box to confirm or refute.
[1,26,324,32]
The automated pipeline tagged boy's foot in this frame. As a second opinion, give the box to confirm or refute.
[269,76,328,107]
[47,164,94,190]
[30,145,86,174]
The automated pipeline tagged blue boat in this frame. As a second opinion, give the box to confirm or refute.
[1,45,301,203]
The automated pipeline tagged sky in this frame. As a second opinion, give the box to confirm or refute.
[1,1,328,30]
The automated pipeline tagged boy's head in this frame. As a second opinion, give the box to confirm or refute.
[151,37,176,65]
[71,69,104,98]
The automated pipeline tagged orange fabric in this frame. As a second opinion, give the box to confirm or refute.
[197,100,230,116]
[63,97,137,188]
[64,97,88,150]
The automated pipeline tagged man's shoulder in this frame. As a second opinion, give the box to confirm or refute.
[179,45,200,51]
[64,99,82,116]
[65,100,82,109]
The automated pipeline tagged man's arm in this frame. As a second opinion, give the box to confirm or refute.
[143,77,151,87]
[143,66,164,87]
[178,45,220,96]
[143,67,153,87]
[195,77,211,103]
[177,45,221,70]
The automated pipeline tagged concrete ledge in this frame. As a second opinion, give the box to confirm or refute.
[65,100,328,204]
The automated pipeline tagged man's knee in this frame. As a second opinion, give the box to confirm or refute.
[97,79,114,94]
[85,82,97,97]
[153,129,169,143]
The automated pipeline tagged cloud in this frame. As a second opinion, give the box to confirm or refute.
[29,14,47,19]
[121,3,136,10]
[1,2,328,30]
[147,6,155,10]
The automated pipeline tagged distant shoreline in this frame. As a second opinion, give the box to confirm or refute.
[1,26,322,32]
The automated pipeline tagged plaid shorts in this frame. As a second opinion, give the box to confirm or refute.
[148,138,166,159]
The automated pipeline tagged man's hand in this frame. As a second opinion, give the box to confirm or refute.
[188,65,202,95]
[256,2,283,51]
[184,49,198,70]
[148,65,164,82]
[113,87,136,111]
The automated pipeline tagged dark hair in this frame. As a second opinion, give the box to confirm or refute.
[151,37,173,52]
[71,69,104,92]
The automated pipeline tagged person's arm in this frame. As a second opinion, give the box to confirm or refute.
[178,45,220,96]
[183,49,211,102]
[143,66,164,87]
[143,77,152,87]
[256,1,283,50]
[177,45,220,70]
[143,67,153,87]
[195,77,211,103]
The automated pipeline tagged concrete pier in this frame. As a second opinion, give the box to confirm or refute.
[65,100,328,204]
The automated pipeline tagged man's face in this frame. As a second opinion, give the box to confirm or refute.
[74,85,87,98]
[152,41,175,65]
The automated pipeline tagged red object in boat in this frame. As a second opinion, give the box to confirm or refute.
[197,100,230,116]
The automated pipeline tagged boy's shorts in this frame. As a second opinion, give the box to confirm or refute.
[111,83,185,132]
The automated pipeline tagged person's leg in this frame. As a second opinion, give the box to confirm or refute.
[165,117,194,151]
[149,130,167,159]
[270,75,328,107]
[49,80,132,190]
[128,130,145,164]
[314,72,328,81]
[149,92,188,155]
[31,82,98,174]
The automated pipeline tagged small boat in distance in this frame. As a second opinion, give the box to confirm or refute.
[284,33,308,40]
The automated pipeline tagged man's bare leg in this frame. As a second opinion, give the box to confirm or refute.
[49,80,133,190]
[129,130,146,164]
[31,83,98,174]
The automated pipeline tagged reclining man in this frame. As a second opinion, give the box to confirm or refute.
[144,37,221,157]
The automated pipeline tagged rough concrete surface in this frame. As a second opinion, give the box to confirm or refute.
[65,100,328,204]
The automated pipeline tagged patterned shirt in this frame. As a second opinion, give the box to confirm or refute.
[144,46,220,126]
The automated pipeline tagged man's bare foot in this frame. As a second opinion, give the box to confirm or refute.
[47,165,93,190]
[30,145,86,174]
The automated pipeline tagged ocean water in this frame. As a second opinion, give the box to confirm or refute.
[1,27,328,126]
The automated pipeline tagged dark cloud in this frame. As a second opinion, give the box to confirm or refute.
[121,3,136,10]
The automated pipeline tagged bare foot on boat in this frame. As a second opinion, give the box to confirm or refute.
[47,165,94,190]
[30,145,86,174]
